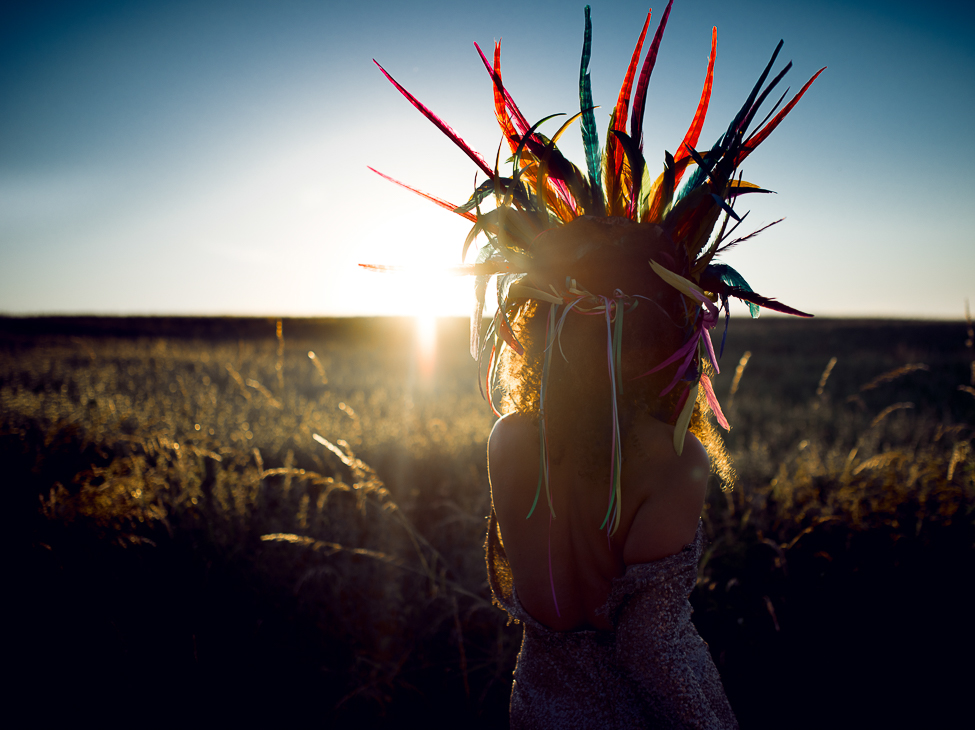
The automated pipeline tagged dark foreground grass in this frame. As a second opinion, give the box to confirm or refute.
[4,315,974,727]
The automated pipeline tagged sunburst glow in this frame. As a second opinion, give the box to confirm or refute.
[354,260,485,318]
[415,314,437,384]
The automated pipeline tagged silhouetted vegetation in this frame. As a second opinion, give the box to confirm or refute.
[5,315,973,727]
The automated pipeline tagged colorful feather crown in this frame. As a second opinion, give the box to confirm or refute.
[365,3,823,533]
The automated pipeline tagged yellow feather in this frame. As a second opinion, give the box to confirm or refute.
[509,285,563,304]
[649,259,707,299]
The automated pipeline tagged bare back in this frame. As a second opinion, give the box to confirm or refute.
[488,412,710,631]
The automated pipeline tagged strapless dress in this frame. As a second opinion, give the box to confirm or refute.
[487,515,738,729]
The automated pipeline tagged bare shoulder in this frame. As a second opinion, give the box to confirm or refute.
[488,413,537,469]
[489,412,533,452]
[621,423,710,565]
[487,413,538,512]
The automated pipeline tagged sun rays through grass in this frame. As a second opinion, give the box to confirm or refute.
[4,315,973,727]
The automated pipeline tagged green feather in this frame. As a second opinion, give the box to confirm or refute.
[579,6,604,214]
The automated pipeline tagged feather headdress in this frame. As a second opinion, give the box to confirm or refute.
[366,3,822,536]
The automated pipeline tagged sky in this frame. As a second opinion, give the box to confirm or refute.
[1,0,973,319]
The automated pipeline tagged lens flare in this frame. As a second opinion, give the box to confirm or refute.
[415,314,437,384]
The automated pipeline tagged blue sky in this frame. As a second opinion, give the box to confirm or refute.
[1,0,973,318]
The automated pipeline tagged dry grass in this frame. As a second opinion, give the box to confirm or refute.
[4,315,974,728]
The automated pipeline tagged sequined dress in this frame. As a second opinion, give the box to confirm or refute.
[487,515,738,729]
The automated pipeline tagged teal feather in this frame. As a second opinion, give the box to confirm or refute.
[675,140,722,202]
[579,6,604,214]
[710,263,760,318]
[455,177,532,214]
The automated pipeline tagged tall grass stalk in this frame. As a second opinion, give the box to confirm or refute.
[4,316,973,727]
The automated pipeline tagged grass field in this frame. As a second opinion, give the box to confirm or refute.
[4,315,974,727]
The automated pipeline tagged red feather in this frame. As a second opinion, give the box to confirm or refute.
[374,60,495,178]
[474,42,574,213]
[606,9,652,214]
[735,67,826,166]
[630,0,673,150]
[475,43,530,143]
[487,42,522,154]
[367,167,476,222]
[672,26,716,190]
